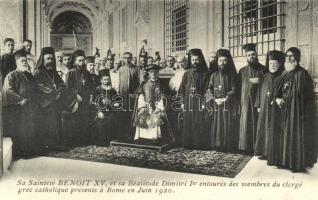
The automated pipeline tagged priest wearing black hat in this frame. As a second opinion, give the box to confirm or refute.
[64,50,94,145]
[133,64,173,144]
[0,38,16,84]
[206,48,239,152]
[2,49,39,157]
[33,47,78,150]
[237,43,266,154]
[86,56,100,87]
[179,48,210,149]
[254,50,285,159]
[270,47,317,172]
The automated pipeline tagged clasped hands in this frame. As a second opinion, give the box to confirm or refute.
[215,97,228,105]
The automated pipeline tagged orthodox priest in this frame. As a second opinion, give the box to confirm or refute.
[179,48,210,149]
[117,52,140,141]
[237,43,266,154]
[206,49,238,152]
[86,56,100,87]
[0,38,16,83]
[254,50,285,159]
[33,47,77,150]
[2,50,39,157]
[64,50,94,145]
[272,47,317,172]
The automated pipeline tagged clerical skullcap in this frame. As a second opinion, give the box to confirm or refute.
[14,49,27,61]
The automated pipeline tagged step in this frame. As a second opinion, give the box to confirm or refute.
[110,140,170,152]
[3,137,13,172]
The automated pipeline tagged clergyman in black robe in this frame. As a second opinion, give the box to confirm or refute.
[0,38,16,84]
[237,43,266,154]
[91,70,117,146]
[117,52,140,141]
[86,56,100,87]
[179,48,210,149]
[271,47,317,172]
[2,50,39,157]
[64,50,94,145]
[254,50,285,159]
[206,49,238,152]
[33,47,77,149]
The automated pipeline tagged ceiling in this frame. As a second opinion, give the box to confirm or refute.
[42,0,120,29]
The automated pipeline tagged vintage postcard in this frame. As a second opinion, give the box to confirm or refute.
[0,0,317,199]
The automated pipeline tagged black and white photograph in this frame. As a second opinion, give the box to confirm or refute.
[0,0,317,199]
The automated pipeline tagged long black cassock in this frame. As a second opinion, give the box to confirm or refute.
[179,68,209,148]
[2,70,38,154]
[254,72,282,157]
[117,64,140,141]
[237,63,265,153]
[271,66,317,171]
[206,70,238,151]
[92,86,117,145]
[0,53,16,83]
[34,67,76,147]
[64,68,94,145]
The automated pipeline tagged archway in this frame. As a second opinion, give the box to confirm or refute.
[51,11,93,55]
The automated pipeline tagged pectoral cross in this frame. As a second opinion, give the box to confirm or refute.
[283,82,289,90]
[190,86,196,93]
[82,78,86,86]
[218,84,222,91]
[266,90,271,96]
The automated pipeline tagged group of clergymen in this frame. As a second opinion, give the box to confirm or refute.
[0,37,317,172]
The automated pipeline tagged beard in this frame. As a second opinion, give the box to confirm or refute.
[248,57,258,65]
[76,64,85,70]
[285,61,297,72]
[192,63,200,70]
[45,63,54,70]
[218,64,226,72]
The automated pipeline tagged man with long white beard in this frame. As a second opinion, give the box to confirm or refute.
[271,47,317,172]
[2,50,39,157]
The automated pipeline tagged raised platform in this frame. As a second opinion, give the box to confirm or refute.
[110,139,170,152]
[3,137,13,172]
